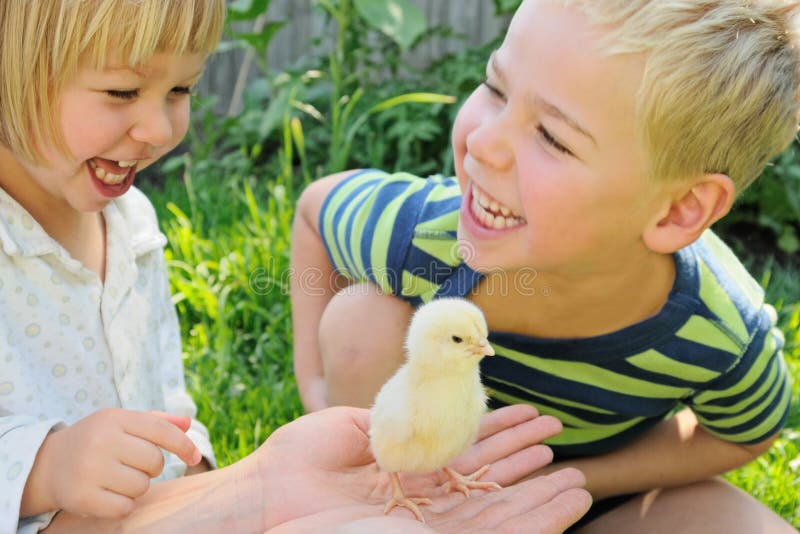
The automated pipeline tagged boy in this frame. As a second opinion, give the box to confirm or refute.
[291,0,797,531]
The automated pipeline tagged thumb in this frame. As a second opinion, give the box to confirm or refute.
[150,411,192,433]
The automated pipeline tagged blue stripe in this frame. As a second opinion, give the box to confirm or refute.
[694,327,779,408]
[702,377,789,437]
[481,356,680,417]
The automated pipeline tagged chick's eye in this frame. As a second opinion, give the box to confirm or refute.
[451,335,463,343]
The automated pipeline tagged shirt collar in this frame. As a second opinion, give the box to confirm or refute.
[0,186,166,260]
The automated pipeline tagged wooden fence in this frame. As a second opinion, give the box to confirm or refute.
[199,0,512,114]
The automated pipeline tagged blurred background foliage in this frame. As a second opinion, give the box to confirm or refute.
[139,0,799,526]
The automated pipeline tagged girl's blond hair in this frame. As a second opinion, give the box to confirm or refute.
[557,0,800,192]
[0,0,225,163]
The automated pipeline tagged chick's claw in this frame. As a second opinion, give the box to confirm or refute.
[443,465,502,497]
[385,472,432,523]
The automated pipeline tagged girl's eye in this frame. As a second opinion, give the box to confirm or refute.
[537,125,572,155]
[106,89,138,100]
[171,86,193,96]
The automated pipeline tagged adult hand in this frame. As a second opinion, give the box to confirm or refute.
[257,405,591,532]
[21,408,201,519]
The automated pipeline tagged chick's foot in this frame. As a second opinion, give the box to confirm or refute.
[443,465,502,497]
[384,472,432,523]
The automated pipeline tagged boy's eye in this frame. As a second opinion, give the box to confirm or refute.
[481,79,504,100]
[537,125,572,155]
[106,89,138,100]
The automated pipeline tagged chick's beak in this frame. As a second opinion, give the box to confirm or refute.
[471,338,495,357]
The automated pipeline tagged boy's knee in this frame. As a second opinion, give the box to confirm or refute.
[319,282,412,363]
[319,283,412,405]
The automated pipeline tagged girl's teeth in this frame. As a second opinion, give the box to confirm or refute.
[117,160,137,168]
[89,160,128,185]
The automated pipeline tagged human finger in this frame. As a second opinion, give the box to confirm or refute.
[465,443,554,487]
[115,432,167,477]
[497,487,592,534]
[476,404,540,441]
[104,459,154,498]
[122,412,202,466]
[150,411,192,433]
[451,414,561,476]
[430,468,588,532]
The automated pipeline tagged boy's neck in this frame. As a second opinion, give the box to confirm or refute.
[469,252,676,339]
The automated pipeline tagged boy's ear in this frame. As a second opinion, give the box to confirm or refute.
[643,173,736,254]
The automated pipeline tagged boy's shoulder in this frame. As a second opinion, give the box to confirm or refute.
[677,230,769,346]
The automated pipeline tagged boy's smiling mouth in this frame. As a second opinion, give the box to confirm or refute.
[87,157,137,197]
[468,182,526,230]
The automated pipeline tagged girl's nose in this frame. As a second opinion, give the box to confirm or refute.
[465,115,514,171]
[128,103,174,149]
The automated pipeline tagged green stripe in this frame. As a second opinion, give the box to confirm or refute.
[701,232,764,310]
[501,347,692,398]
[488,389,644,445]
[692,330,777,404]
[696,259,749,345]
[703,377,791,443]
[627,348,722,382]
[322,175,376,277]
[488,374,617,415]
[368,179,427,292]
[693,356,779,415]
[337,186,377,278]
[695,356,786,429]
[674,315,743,355]
[401,271,440,301]
[411,236,461,267]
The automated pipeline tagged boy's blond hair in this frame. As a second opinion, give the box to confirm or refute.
[0,0,225,163]
[557,0,800,192]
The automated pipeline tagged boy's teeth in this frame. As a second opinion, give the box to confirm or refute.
[117,160,137,168]
[471,186,525,230]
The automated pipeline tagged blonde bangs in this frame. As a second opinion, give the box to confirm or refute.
[0,0,224,163]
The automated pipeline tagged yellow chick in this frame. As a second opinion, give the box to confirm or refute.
[369,297,499,523]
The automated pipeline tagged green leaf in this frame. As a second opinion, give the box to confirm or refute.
[368,92,456,113]
[228,0,272,22]
[778,227,800,254]
[232,21,286,54]
[493,0,522,15]
[353,0,427,51]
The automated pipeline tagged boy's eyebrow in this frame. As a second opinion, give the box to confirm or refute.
[488,52,597,147]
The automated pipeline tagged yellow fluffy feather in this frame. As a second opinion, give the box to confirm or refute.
[369,297,499,522]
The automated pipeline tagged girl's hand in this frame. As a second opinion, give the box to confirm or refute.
[21,408,201,519]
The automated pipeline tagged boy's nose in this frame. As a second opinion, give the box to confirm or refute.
[129,103,174,149]
[465,117,514,171]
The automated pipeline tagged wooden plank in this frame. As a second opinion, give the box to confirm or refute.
[198,0,512,113]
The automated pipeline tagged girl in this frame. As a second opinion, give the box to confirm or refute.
[0,1,224,532]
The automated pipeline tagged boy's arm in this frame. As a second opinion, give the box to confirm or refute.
[290,171,357,412]
[538,407,777,500]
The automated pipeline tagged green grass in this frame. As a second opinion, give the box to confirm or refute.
[140,165,800,527]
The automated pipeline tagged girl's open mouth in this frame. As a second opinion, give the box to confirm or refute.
[87,157,137,198]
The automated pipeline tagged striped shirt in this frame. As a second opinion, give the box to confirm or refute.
[319,170,792,459]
